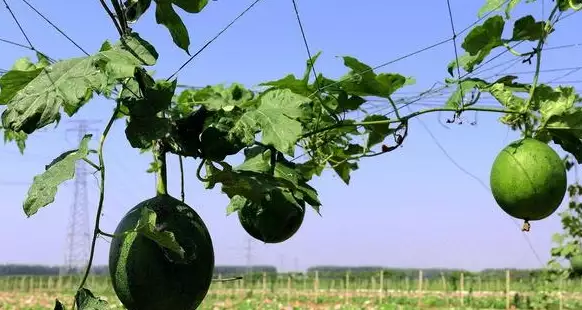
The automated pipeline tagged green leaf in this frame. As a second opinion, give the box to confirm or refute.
[164,107,207,157]
[3,128,27,153]
[125,78,177,117]
[75,288,108,310]
[136,206,187,261]
[336,92,366,112]
[124,0,153,23]
[462,16,505,55]
[361,114,393,148]
[542,109,582,154]
[339,56,409,98]
[537,87,582,162]
[237,147,307,189]
[53,299,66,310]
[96,34,158,82]
[487,82,527,109]
[204,161,283,204]
[260,74,313,96]
[446,53,481,76]
[552,232,565,244]
[477,0,521,19]
[125,117,171,149]
[246,89,310,156]
[538,86,579,123]
[230,112,259,146]
[296,159,325,181]
[118,32,159,66]
[511,15,547,41]
[172,0,208,13]
[154,0,190,54]
[226,195,247,215]
[302,51,322,84]
[123,77,176,149]
[1,57,108,134]
[200,126,246,162]
[445,78,487,108]
[0,58,47,104]
[449,16,505,75]
[206,153,320,214]
[327,144,359,185]
[23,134,92,217]
[180,84,255,111]
[260,52,323,97]
[551,130,582,163]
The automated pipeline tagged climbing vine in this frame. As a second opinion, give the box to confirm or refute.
[1,0,582,308]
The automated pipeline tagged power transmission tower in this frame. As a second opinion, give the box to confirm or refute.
[245,238,253,275]
[60,120,100,275]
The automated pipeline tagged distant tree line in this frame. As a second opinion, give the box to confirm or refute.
[0,264,276,277]
[305,266,547,283]
[0,264,550,282]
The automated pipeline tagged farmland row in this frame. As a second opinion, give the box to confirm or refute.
[1,270,582,309]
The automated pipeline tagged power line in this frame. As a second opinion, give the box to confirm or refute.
[19,0,89,55]
[167,0,265,80]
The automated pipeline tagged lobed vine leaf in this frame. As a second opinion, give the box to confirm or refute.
[124,0,153,23]
[3,128,27,153]
[135,206,188,262]
[98,32,159,76]
[53,299,66,310]
[444,79,486,108]
[238,146,321,212]
[1,36,155,135]
[448,13,550,76]
[453,16,505,75]
[478,0,521,19]
[178,83,255,111]
[154,1,191,54]
[165,85,260,161]
[172,0,208,13]
[361,114,394,149]
[0,56,106,134]
[327,145,360,185]
[0,52,51,104]
[23,134,92,217]
[536,86,582,162]
[511,15,548,41]
[75,288,109,310]
[123,75,176,149]
[339,56,410,99]
[128,0,210,54]
[244,89,310,156]
[204,151,320,215]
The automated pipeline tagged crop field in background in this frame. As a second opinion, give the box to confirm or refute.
[2,271,582,309]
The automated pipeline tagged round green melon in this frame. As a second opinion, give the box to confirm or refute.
[571,255,582,273]
[238,191,305,243]
[490,138,567,221]
[109,195,214,310]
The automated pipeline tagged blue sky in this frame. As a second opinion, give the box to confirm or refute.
[1,0,581,272]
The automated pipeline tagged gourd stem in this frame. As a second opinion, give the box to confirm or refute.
[155,141,168,196]
[521,220,531,232]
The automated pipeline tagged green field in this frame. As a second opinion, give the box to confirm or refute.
[1,271,582,309]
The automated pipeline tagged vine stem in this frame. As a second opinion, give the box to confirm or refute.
[97,0,123,36]
[76,104,119,294]
[302,105,519,138]
[196,159,210,182]
[522,5,559,133]
[179,155,185,202]
[154,141,168,196]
